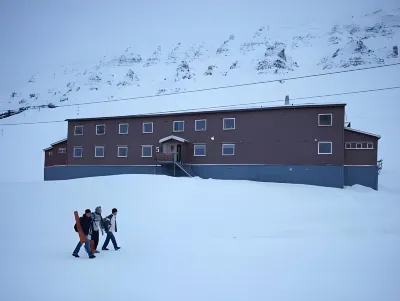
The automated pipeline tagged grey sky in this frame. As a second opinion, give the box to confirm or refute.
[0,0,398,92]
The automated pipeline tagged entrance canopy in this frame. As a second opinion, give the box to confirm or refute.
[159,135,189,144]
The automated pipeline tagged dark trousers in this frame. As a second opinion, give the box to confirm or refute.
[92,230,99,250]
[102,232,118,249]
[73,239,93,257]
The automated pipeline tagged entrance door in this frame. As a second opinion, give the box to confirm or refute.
[176,144,182,162]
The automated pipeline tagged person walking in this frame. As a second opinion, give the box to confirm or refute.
[91,206,104,253]
[102,208,121,251]
[72,209,96,259]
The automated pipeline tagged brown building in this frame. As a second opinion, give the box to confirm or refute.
[44,103,381,190]
[44,139,67,167]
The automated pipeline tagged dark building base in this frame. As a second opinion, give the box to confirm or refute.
[344,165,378,190]
[190,164,345,188]
[44,164,378,190]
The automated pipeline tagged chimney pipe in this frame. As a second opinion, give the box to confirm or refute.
[285,95,289,105]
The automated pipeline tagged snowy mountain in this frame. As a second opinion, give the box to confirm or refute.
[1,9,399,113]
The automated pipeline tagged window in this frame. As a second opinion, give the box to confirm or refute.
[141,145,153,157]
[318,142,332,154]
[119,123,129,134]
[74,125,83,135]
[58,148,66,154]
[48,151,53,156]
[194,144,206,156]
[318,114,332,126]
[195,119,206,131]
[222,143,235,155]
[223,118,235,130]
[118,146,128,157]
[345,142,374,149]
[95,146,104,157]
[96,124,106,135]
[142,122,153,133]
[73,147,83,158]
[173,121,184,132]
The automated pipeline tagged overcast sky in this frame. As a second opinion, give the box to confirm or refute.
[0,0,398,92]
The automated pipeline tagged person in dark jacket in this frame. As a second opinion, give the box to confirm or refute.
[102,208,121,251]
[72,209,96,259]
[90,206,104,253]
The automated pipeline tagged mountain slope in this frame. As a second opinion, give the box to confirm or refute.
[1,8,399,111]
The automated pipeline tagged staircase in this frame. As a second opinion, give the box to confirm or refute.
[155,153,195,178]
[175,161,195,177]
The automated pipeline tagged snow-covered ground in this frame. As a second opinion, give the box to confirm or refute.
[1,175,399,301]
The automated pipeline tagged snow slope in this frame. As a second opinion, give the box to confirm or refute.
[1,175,399,301]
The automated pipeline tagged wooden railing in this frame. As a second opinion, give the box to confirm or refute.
[377,159,383,175]
[156,153,175,162]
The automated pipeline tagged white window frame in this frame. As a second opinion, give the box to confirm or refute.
[193,144,206,156]
[58,148,66,154]
[318,141,332,155]
[222,143,235,155]
[96,124,106,135]
[223,118,235,130]
[195,119,207,131]
[141,145,153,157]
[74,125,83,135]
[318,113,332,127]
[119,123,129,135]
[142,122,153,133]
[173,121,184,132]
[345,142,374,149]
[117,146,128,158]
[94,146,105,158]
[73,146,83,158]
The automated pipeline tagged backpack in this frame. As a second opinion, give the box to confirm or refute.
[103,214,113,232]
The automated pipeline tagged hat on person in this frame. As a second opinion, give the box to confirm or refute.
[112,208,118,213]
[85,209,91,214]
[95,206,102,213]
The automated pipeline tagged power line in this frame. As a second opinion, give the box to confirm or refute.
[2,62,399,112]
[1,85,399,126]
[55,62,400,108]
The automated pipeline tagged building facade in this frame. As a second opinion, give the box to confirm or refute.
[43,103,381,190]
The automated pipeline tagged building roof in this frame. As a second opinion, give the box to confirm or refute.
[345,127,381,139]
[65,102,346,122]
[43,138,67,151]
[159,135,189,144]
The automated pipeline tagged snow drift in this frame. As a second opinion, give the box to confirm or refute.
[1,175,399,301]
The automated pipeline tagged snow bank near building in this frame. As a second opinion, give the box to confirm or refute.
[1,174,399,301]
